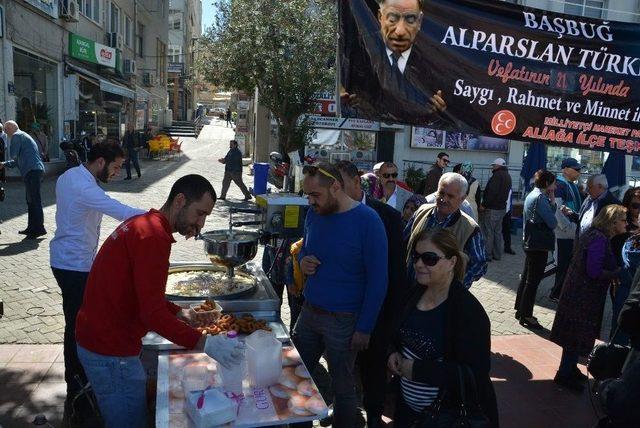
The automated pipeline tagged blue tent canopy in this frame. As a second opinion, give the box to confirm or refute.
[520,142,547,193]
[601,151,627,197]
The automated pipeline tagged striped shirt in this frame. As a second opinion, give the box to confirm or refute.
[399,302,447,412]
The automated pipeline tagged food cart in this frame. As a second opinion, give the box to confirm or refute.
[144,198,324,427]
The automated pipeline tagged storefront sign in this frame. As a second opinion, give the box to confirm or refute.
[168,62,184,74]
[302,115,380,131]
[237,100,250,111]
[312,91,336,116]
[341,0,640,155]
[24,0,58,19]
[69,33,116,68]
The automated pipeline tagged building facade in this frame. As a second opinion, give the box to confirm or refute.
[0,0,169,171]
[167,0,201,121]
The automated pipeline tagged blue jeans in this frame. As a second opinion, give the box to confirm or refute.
[24,169,45,233]
[77,344,147,428]
[291,302,358,428]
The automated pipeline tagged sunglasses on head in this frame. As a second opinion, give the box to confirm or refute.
[382,172,398,179]
[302,165,339,182]
[412,251,445,266]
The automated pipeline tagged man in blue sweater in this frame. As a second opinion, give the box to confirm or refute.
[293,161,388,428]
[0,121,46,238]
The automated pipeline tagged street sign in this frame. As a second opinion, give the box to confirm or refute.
[301,115,380,131]
[168,63,184,74]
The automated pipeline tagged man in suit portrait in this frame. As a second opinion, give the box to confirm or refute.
[341,0,448,125]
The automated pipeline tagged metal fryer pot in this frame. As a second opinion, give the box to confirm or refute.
[199,230,260,274]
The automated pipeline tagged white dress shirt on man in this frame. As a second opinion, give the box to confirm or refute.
[385,47,412,74]
[50,164,146,272]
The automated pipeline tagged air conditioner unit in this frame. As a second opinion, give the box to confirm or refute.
[60,0,80,22]
[109,32,124,50]
[124,59,136,75]
[143,72,154,87]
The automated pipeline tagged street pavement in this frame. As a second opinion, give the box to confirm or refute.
[0,119,607,426]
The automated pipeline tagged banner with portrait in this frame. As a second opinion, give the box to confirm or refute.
[340,0,640,155]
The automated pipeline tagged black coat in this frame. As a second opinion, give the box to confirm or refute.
[366,196,407,333]
[390,280,499,427]
[482,167,512,210]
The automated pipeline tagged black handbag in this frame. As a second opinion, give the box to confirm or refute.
[411,365,490,428]
[587,327,631,381]
[523,194,555,252]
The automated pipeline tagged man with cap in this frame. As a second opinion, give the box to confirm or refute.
[480,158,512,261]
[549,158,583,301]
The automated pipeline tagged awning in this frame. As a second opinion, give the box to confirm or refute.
[66,62,135,99]
[136,86,152,102]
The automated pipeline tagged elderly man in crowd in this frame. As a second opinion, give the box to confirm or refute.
[335,160,406,427]
[562,174,619,235]
[0,120,46,238]
[405,172,488,289]
[294,162,387,427]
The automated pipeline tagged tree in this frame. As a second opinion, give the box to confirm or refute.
[197,0,336,154]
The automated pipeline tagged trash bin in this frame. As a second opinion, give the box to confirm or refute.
[253,163,270,196]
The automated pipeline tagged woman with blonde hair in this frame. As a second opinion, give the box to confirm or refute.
[388,228,498,427]
[551,204,626,392]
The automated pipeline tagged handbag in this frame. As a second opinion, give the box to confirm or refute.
[523,194,555,252]
[411,365,490,428]
[587,327,631,381]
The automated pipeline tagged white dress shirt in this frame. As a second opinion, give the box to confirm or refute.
[386,186,399,209]
[50,164,146,272]
[385,47,412,74]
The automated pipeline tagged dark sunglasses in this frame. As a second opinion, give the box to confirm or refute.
[631,203,640,209]
[442,158,450,164]
[382,172,398,179]
[412,251,445,266]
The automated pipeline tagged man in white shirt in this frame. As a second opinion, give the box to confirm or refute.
[378,161,412,213]
[50,142,145,423]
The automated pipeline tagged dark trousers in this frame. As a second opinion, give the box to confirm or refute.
[551,239,574,299]
[24,169,45,234]
[125,149,141,178]
[558,348,580,377]
[220,170,250,198]
[394,390,421,427]
[515,250,549,318]
[288,291,304,332]
[291,303,358,428]
[358,323,389,422]
[502,211,512,251]
[51,268,91,414]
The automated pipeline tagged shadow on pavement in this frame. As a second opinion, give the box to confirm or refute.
[0,238,43,256]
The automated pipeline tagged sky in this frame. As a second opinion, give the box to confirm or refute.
[201,0,218,33]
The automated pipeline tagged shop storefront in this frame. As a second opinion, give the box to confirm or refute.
[12,48,60,161]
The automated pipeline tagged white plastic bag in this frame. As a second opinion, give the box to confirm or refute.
[245,330,282,388]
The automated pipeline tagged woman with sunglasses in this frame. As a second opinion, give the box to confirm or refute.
[387,229,497,427]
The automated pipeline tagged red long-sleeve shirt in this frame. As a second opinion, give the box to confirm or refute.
[76,209,201,356]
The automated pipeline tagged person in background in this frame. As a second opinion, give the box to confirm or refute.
[336,160,406,427]
[454,162,481,221]
[225,108,232,127]
[402,194,427,227]
[0,120,46,239]
[361,172,384,200]
[294,162,387,427]
[549,158,583,301]
[122,123,141,180]
[418,151,449,196]
[388,228,498,427]
[75,175,243,427]
[550,204,625,392]
[562,174,619,236]
[609,187,640,345]
[514,170,557,330]
[50,142,146,424]
[406,172,487,289]
[479,158,512,262]
[218,139,252,201]
[378,161,413,212]
[502,190,515,255]
[29,122,49,162]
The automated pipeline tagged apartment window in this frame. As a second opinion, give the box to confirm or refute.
[110,3,120,34]
[173,19,181,30]
[80,0,101,23]
[137,22,145,57]
[564,0,605,19]
[169,46,181,63]
[125,16,132,47]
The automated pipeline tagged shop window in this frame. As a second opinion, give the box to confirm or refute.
[564,0,605,19]
[12,49,60,161]
[544,145,605,176]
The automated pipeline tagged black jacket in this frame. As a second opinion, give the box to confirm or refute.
[390,280,499,427]
[482,167,511,210]
[224,147,243,173]
[366,196,407,332]
[418,163,443,196]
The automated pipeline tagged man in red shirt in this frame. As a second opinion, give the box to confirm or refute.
[75,174,243,428]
